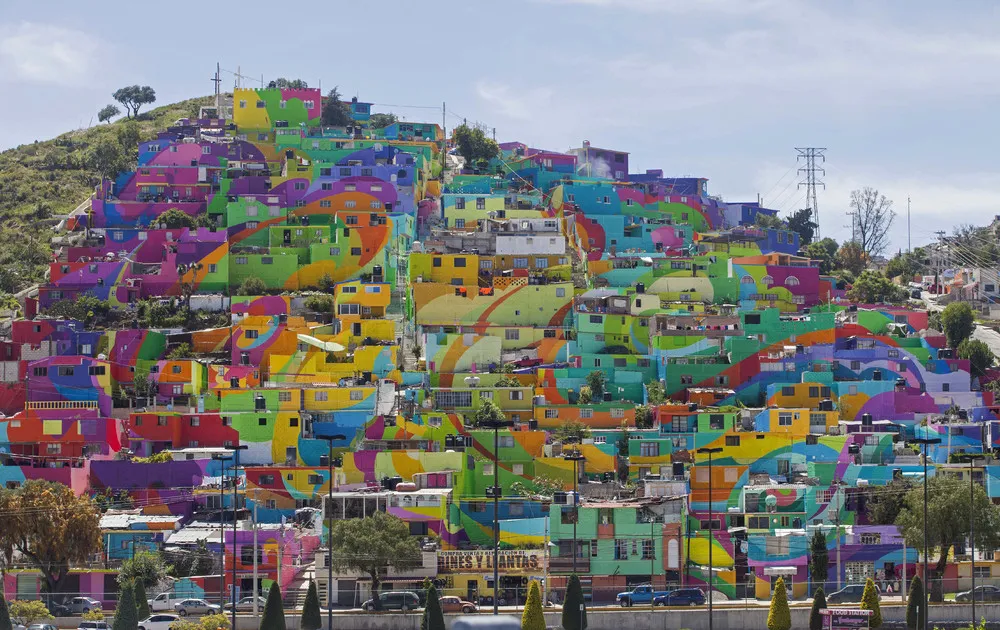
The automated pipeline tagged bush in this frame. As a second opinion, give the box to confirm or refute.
[237,276,267,296]
[301,580,321,630]
[562,574,587,630]
[420,584,445,630]
[198,614,230,630]
[0,597,11,630]
[9,601,53,626]
[134,581,150,621]
[809,588,826,630]
[304,295,334,313]
[259,582,285,630]
[83,610,106,622]
[521,580,545,630]
[767,577,791,630]
[861,577,882,628]
[112,582,138,630]
[906,576,923,630]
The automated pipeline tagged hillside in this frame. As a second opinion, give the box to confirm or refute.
[0,96,215,295]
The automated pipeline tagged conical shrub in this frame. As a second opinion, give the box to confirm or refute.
[767,577,791,630]
[113,581,139,630]
[522,580,545,630]
[301,580,321,630]
[259,582,286,630]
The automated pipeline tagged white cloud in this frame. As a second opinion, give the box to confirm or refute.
[0,22,103,86]
[475,80,555,121]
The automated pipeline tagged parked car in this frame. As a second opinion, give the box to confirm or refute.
[438,596,478,613]
[653,588,706,606]
[138,614,181,630]
[148,593,186,612]
[76,622,110,630]
[826,584,878,604]
[28,624,57,630]
[63,598,103,614]
[361,591,421,611]
[617,584,670,607]
[956,585,1000,603]
[225,596,268,612]
[173,599,220,616]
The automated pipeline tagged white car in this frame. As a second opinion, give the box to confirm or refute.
[148,594,185,612]
[138,615,180,630]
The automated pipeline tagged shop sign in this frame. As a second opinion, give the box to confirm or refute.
[437,550,546,574]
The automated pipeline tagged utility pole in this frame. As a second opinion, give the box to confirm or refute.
[908,196,912,253]
[212,63,222,112]
[796,148,827,239]
[252,491,259,623]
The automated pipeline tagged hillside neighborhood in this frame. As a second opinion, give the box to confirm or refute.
[3,83,1000,627]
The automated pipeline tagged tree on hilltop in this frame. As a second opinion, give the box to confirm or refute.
[113,85,157,118]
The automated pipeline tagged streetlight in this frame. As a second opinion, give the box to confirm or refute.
[229,445,248,630]
[319,433,347,630]
[563,445,586,577]
[968,456,985,628]
[469,375,512,616]
[697,447,723,630]
[912,437,941,630]
[211,452,234,609]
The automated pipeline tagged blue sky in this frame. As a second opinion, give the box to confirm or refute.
[2,0,999,251]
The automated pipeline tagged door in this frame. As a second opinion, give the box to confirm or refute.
[285,447,297,465]
[466,580,478,604]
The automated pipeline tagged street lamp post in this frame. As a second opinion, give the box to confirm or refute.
[969,456,985,628]
[563,446,586,577]
[320,433,347,630]
[912,437,941,630]
[229,444,248,630]
[468,375,512,616]
[211,452,235,609]
[697,447,723,630]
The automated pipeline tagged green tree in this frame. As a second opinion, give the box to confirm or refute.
[806,238,840,275]
[134,582,150,621]
[645,380,666,404]
[809,588,826,630]
[328,512,422,609]
[472,398,507,428]
[846,270,908,304]
[112,581,138,630]
[369,113,398,130]
[452,124,499,167]
[885,252,923,281]
[896,475,1000,601]
[167,343,194,361]
[553,420,591,443]
[267,78,308,89]
[0,595,11,630]
[321,87,352,127]
[958,338,996,379]
[808,531,828,592]
[0,480,103,594]
[866,477,913,525]
[237,276,268,296]
[576,386,592,405]
[259,582,286,630]
[318,273,335,293]
[755,213,785,230]
[304,295,334,313]
[521,580,545,630]
[495,374,520,388]
[8,601,52,627]
[787,208,818,245]
[420,584,445,630]
[300,580,321,630]
[941,301,976,348]
[584,370,606,399]
[837,241,867,276]
[99,104,121,123]
[634,404,653,429]
[767,577,791,630]
[905,576,923,630]
[860,577,882,628]
[562,574,587,630]
[113,85,157,119]
[153,209,195,229]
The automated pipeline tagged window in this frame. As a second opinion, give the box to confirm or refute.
[88,365,106,376]
[46,443,62,455]
[639,442,659,457]
[454,258,466,268]
[545,409,559,419]
[778,413,793,426]
[610,408,624,418]
[544,329,557,338]
[556,287,566,297]
[483,463,494,475]
[580,408,594,419]
[641,539,655,560]
[858,532,882,545]
[498,436,515,448]
[535,258,548,269]
[350,390,364,401]
[278,391,292,402]
[725,435,740,447]
[476,198,487,210]
[351,247,362,256]
[974,566,992,578]
[455,197,466,209]
[258,417,268,426]
[246,330,259,339]
[157,416,168,426]
[33,367,47,377]
[505,329,519,340]
[208,264,217,273]
[190,417,200,427]
[513,258,528,269]
[314,391,328,402]
[320,200,331,208]
[614,539,628,560]
[509,390,524,401]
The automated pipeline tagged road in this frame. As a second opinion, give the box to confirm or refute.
[923,291,1000,356]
